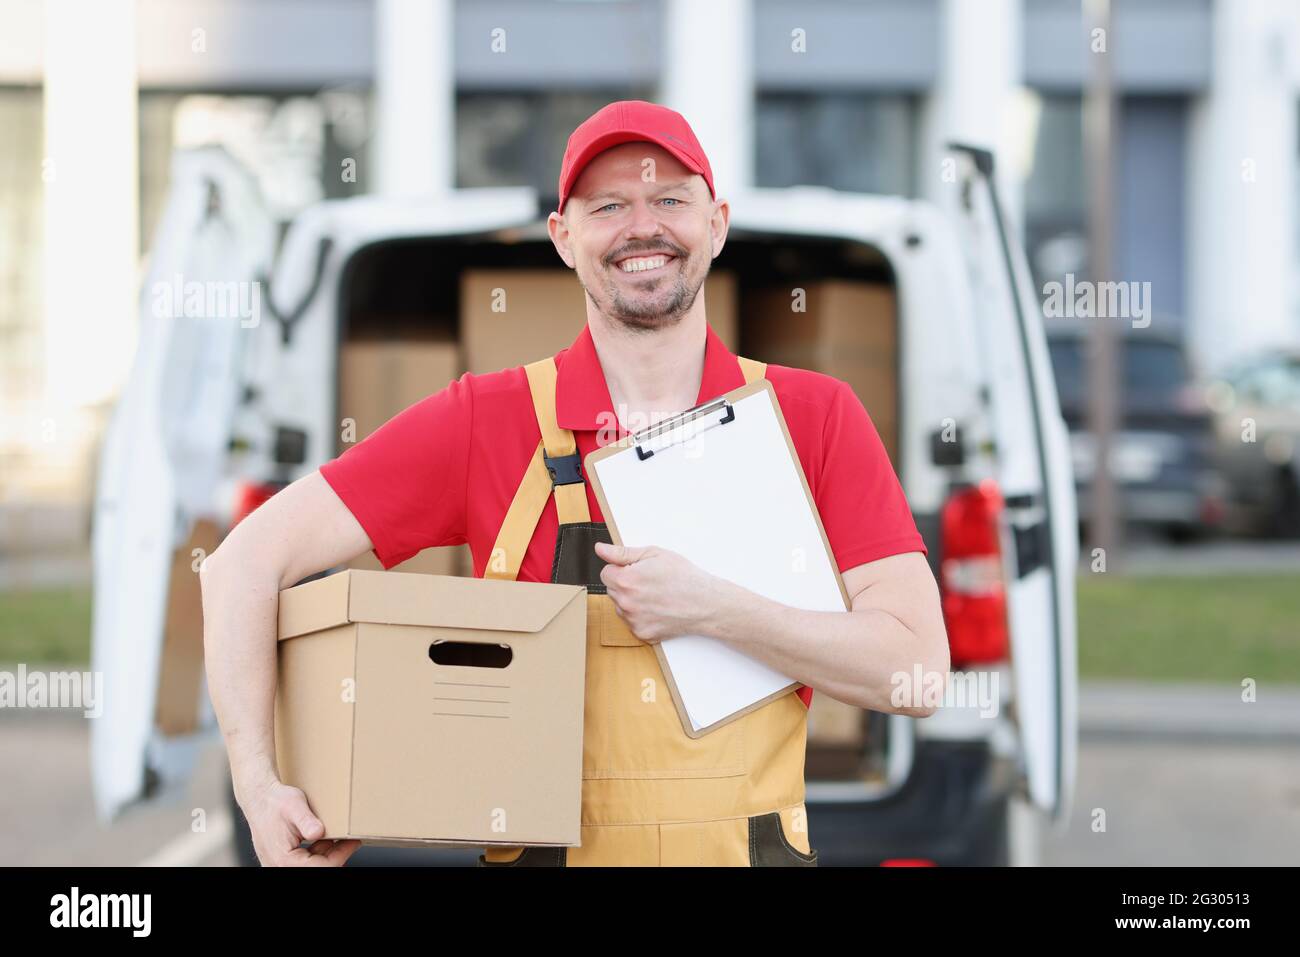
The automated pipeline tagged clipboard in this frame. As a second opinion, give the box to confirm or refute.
[584,378,852,739]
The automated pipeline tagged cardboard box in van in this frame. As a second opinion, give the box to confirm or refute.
[745,281,899,463]
[338,336,461,442]
[460,268,739,374]
[155,518,222,736]
[275,569,588,848]
[338,337,470,576]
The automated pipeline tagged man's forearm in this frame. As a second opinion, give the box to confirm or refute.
[200,553,284,802]
[696,579,944,715]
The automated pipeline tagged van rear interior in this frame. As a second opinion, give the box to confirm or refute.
[336,228,903,784]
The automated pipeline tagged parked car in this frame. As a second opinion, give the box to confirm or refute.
[91,143,1077,866]
[1045,322,1227,543]
[1205,350,1300,538]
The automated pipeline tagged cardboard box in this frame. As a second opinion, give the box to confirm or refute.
[460,268,739,374]
[275,569,587,847]
[155,518,223,736]
[707,269,738,352]
[744,281,899,463]
[806,692,866,747]
[338,337,469,576]
[338,337,460,447]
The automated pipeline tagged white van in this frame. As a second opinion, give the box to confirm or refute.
[91,144,1077,866]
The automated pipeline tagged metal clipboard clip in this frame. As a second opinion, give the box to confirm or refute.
[632,397,737,460]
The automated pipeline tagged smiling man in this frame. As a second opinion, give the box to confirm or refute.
[201,100,948,867]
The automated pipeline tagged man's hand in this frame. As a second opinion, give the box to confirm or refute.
[239,776,361,867]
[594,541,729,643]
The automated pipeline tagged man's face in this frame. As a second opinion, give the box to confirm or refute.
[549,141,727,332]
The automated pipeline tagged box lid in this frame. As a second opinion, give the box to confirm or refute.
[278,569,585,641]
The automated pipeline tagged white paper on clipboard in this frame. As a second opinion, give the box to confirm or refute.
[588,384,847,732]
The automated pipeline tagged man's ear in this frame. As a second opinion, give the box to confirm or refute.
[709,197,730,260]
[547,210,577,269]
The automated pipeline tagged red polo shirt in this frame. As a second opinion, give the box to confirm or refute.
[320,321,927,710]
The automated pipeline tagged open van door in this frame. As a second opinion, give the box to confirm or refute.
[946,144,1079,824]
[91,147,276,821]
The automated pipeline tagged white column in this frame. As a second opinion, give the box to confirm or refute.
[373,0,454,197]
[919,0,1025,229]
[1187,0,1299,373]
[42,0,138,406]
[661,0,753,195]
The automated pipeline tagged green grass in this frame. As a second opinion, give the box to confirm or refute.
[0,576,1297,684]
[0,587,93,665]
[1077,573,1300,684]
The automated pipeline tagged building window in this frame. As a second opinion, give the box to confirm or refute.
[1022,93,1088,298]
[1023,92,1188,322]
[456,90,652,198]
[756,92,918,197]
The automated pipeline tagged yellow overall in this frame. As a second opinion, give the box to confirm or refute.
[478,352,817,866]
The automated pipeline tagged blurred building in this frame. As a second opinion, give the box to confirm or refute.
[1,0,1299,544]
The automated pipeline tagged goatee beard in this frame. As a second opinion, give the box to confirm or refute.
[583,256,706,333]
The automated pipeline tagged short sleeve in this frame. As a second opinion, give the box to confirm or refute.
[319,372,474,569]
[816,380,928,571]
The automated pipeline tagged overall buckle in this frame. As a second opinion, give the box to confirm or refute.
[543,451,584,486]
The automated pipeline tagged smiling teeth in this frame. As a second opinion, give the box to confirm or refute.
[620,255,669,272]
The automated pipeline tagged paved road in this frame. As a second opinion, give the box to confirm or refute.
[1042,681,1300,866]
[0,709,234,866]
[1043,736,1300,866]
[4,682,1298,867]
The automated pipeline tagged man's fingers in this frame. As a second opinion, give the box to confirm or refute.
[284,847,336,867]
[321,840,363,865]
[280,787,325,842]
[302,838,362,866]
[594,541,652,565]
[296,813,325,842]
[593,541,627,564]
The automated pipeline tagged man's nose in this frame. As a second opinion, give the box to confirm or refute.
[624,198,665,238]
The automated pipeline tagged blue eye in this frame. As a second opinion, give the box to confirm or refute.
[597,203,618,213]
[660,197,680,206]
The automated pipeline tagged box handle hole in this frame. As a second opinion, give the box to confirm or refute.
[428,641,513,669]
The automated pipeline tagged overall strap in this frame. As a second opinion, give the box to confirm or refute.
[483,441,550,581]
[737,355,767,384]
[523,356,592,526]
[483,356,589,582]
[484,353,766,582]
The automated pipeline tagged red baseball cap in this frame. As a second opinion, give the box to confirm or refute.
[556,100,715,213]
